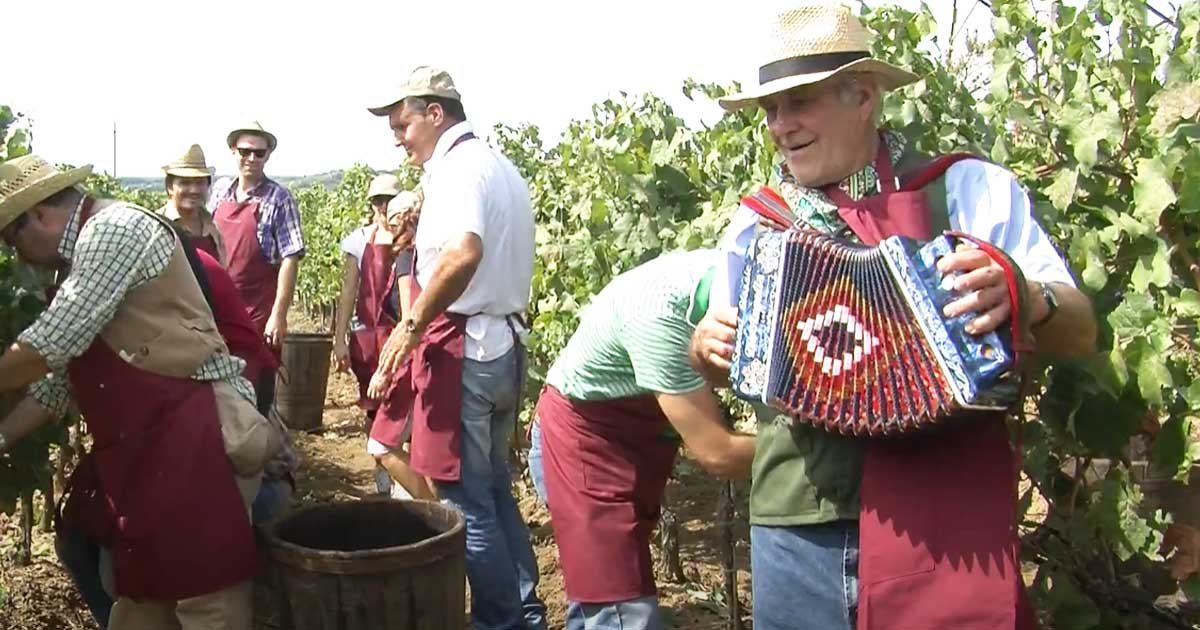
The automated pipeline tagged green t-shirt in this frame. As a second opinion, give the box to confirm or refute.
[749,404,862,525]
[546,250,716,400]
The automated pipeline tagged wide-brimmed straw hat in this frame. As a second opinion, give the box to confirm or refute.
[163,144,215,178]
[386,191,422,220]
[0,155,92,232]
[718,4,919,111]
[226,120,278,151]
[367,173,402,199]
[366,66,462,116]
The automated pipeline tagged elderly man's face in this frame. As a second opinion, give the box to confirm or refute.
[168,176,210,213]
[761,77,879,188]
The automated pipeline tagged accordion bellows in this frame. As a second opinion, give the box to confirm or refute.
[731,230,1020,436]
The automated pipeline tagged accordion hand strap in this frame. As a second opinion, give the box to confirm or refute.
[943,230,1037,365]
[741,187,796,231]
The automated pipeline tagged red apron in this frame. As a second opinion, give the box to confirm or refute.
[404,131,481,481]
[370,270,420,451]
[820,145,1036,629]
[407,310,468,481]
[348,227,397,410]
[59,206,258,599]
[213,192,278,337]
[193,249,279,385]
[536,385,679,603]
[185,233,220,262]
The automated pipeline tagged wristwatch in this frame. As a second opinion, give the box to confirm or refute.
[1033,282,1059,328]
[403,318,421,335]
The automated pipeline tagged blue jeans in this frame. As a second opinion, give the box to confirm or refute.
[528,420,656,630]
[251,477,294,525]
[436,346,547,630]
[55,524,113,628]
[751,521,859,630]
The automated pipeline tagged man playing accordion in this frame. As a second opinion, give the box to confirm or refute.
[690,5,1097,630]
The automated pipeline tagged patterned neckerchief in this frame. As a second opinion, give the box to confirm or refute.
[774,131,906,240]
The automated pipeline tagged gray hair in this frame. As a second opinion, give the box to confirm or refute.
[835,73,884,123]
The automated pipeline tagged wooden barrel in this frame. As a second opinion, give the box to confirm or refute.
[257,499,466,630]
[276,333,333,431]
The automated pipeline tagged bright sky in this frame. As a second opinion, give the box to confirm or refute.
[6,0,991,177]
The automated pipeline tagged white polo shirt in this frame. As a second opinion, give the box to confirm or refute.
[415,121,535,361]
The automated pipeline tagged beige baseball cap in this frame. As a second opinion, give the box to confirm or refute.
[386,191,422,220]
[366,66,462,116]
[367,173,402,199]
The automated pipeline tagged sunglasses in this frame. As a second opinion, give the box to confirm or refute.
[237,147,268,159]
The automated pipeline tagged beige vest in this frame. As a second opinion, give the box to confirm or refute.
[91,200,227,378]
[87,200,278,477]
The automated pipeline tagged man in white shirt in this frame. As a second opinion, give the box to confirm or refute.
[367,66,545,630]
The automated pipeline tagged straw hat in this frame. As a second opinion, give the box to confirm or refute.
[366,66,462,116]
[0,155,92,232]
[386,191,422,220]
[226,120,278,151]
[718,4,919,111]
[162,144,215,178]
[367,173,402,199]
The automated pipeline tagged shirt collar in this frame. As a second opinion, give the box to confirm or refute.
[775,130,906,203]
[57,195,89,264]
[160,202,217,234]
[425,121,475,172]
[218,176,273,201]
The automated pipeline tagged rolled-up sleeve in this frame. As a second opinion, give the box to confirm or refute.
[946,160,1076,287]
[28,373,70,417]
[710,204,760,310]
[272,189,305,260]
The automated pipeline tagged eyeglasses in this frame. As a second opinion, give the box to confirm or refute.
[237,147,268,159]
[2,212,30,247]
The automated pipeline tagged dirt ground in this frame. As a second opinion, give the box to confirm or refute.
[0,369,754,629]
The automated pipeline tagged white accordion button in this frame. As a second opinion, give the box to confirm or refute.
[796,305,881,375]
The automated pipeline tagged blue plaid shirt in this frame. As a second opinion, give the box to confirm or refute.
[207,177,305,264]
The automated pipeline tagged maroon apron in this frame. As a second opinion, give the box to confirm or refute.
[371,270,420,451]
[820,144,1035,629]
[536,385,679,603]
[348,227,397,410]
[405,131,480,481]
[60,205,258,600]
[408,309,469,481]
[213,192,278,338]
[185,233,221,262]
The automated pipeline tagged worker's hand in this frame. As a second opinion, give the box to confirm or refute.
[689,305,738,388]
[264,314,287,349]
[332,340,350,373]
[378,326,421,375]
[367,370,390,401]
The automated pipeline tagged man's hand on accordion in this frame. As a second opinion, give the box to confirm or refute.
[936,244,1017,336]
[689,305,738,387]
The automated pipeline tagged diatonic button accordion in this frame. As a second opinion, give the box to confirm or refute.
[731,229,1021,436]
